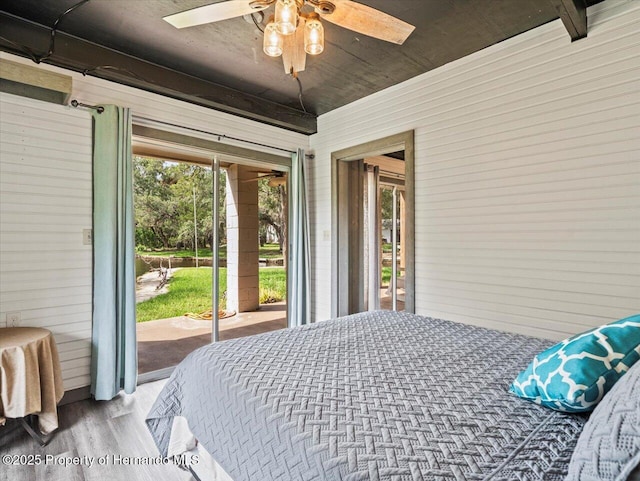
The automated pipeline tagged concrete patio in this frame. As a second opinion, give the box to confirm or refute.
[137,302,287,374]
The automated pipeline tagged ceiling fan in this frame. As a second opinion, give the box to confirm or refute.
[163,0,415,75]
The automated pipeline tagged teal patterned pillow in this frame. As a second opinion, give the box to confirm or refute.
[510,314,640,412]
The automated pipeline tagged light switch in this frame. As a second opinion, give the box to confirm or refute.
[83,228,93,245]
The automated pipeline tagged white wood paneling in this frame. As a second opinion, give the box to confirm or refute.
[0,92,93,390]
[308,0,640,340]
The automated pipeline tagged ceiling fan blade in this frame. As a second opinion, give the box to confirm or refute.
[268,176,287,187]
[282,17,307,74]
[241,173,278,183]
[320,0,415,45]
[164,0,269,29]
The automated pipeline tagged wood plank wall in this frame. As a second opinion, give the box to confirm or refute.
[308,0,640,339]
[0,93,93,390]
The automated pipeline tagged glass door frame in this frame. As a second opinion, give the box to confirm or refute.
[211,155,220,343]
[330,130,415,318]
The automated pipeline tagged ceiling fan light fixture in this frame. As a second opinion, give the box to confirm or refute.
[275,0,298,35]
[263,19,284,57]
[164,0,416,77]
[304,14,324,55]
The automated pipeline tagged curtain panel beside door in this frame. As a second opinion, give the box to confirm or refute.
[288,148,311,327]
[90,105,137,401]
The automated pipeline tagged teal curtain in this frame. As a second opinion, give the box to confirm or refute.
[90,105,137,400]
[288,148,311,327]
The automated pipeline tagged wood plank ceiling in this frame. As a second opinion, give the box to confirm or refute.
[0,0,601,134]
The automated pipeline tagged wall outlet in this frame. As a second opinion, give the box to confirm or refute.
[7,312,21,327]
[83,228,93,245]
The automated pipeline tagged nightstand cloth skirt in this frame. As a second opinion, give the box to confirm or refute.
[0,327,64,434]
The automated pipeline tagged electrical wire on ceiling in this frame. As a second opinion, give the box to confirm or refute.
[4,0,92,64]
[81,65,156,84]
[0,0,156,87]
[0,35,39,63]
[0,0,155,86]
[251,13,265,34]
[294,75,308,113]
[253,12,307,114]
[38,0,91,63]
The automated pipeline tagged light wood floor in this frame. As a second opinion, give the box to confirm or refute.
[0,380,194,481]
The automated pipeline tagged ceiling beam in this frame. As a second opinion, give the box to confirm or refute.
[549,0,588,41]
[0,12,317,134]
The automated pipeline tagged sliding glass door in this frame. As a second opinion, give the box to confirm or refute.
[133,126,292,380]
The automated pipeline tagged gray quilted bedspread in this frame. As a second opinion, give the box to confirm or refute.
[146,311,587,481]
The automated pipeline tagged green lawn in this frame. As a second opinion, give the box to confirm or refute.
[259,244,284,259]
[136,266,286,322]
[259,267,287,304]
[137,243,283,259]
[381,266,402,286]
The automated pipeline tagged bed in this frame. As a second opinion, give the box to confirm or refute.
[146,311,589,481]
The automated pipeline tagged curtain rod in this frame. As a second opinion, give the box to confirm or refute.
[70,99,104,113]
[132,116,311,157]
